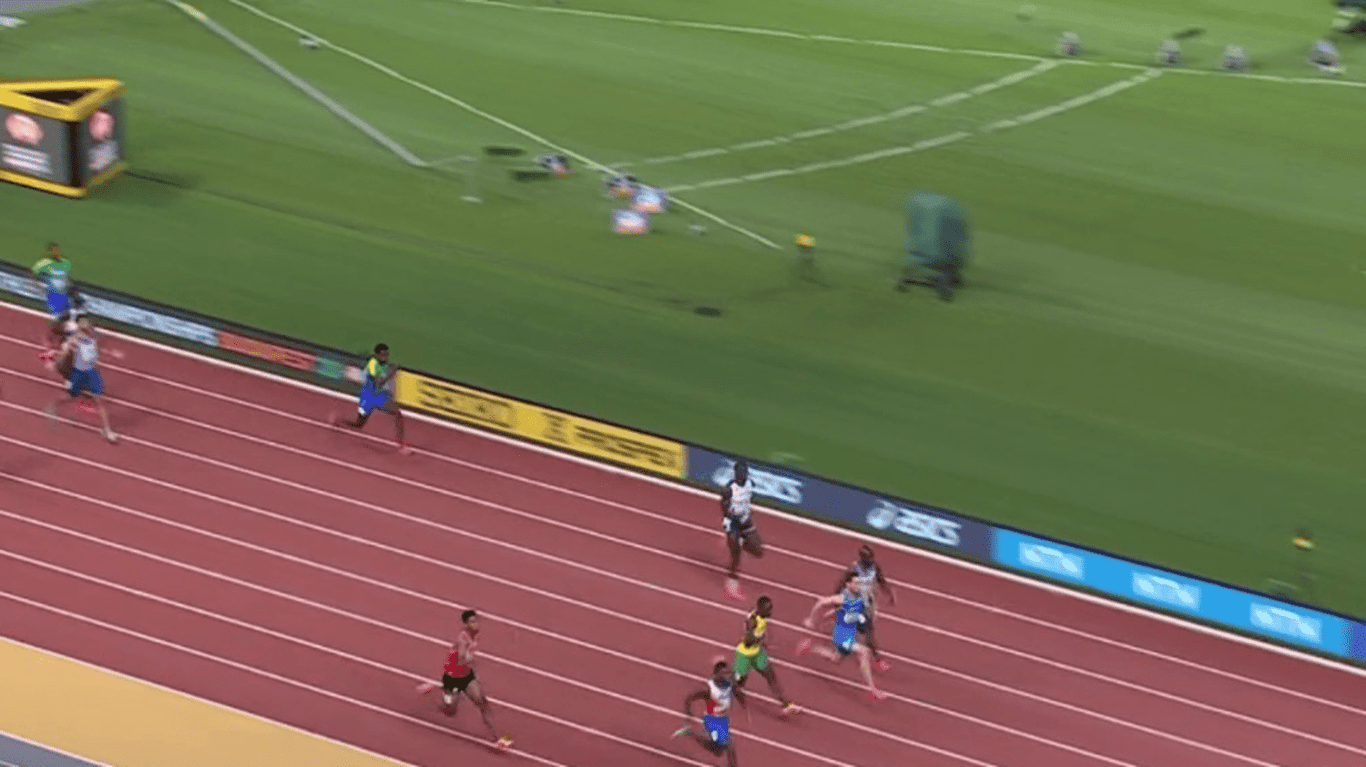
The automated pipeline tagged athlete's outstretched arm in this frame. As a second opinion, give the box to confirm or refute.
[804,595,842,628]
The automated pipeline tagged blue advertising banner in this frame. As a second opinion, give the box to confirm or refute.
[0,264,218,347]
[1351,622,1366,663]
[685,446,994,559]
[993,530,1351,656]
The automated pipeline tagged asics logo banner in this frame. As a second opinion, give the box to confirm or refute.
[864,500,961,547]
[710,462,803,506]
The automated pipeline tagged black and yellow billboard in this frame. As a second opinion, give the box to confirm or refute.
[0,77,125,198]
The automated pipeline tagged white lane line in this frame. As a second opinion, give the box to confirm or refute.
[613,61,1057,170]
[0,460,1261,766]
[3,307,1364,699]
[0,548,857,767]
[0,592,578,767]
[0,394,1356,762]
[221,0,778,250]
[666,69,1161,193]
[1,508,1120,767]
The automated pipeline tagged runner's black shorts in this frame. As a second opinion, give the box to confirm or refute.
[724,516,757,541]
[442,672,475,694]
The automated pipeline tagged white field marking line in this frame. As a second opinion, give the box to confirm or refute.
[2,314,1361,692]
[0,408,1340,764]
[612,60,1058,170]
[454,0,1042,61]
[455,0,1366,91]
[0,730,116,767]
[2,332,1362,711]
[667,69,1161,193]
[0,592,570,767]
[0,475,1247,767]
[0,551,846,767]
[0,508,1143,767]
[223,0,777,250]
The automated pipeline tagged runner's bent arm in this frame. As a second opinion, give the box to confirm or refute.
[876,569,897,605]
[681,689,707,724]
[834,568,856,595]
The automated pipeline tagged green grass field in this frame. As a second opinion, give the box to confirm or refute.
[3,0,1366,616]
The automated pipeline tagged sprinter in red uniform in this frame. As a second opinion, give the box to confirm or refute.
[416,610,513,751]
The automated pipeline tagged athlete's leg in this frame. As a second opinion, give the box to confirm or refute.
[742,529,764,558]
[861,603,889,669]
[758,664,794,709]
[381,400,408,451]
[724,532,745,599]
[463,679,511,747]
[853,644,888,701]
[726,533,743,578]
[725,742,738,767]
[87,394,116,443]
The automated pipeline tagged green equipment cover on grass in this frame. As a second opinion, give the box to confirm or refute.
[906,191,970,271]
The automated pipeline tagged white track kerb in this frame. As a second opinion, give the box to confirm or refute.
[4,299,1363,682]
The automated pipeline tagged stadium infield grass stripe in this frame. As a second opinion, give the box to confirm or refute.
[614,60,1058,169]
[667,69,1161,193]
[451,0,1366,87]
[223,0,780,250]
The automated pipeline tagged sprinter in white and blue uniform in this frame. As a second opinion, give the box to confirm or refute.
[674,661,746,767]
[45,316,118,444]
[720,461,765,602]
[796,572,888,702]
[834,545,897,672]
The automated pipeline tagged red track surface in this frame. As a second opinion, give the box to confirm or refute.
[2,305,1365,767]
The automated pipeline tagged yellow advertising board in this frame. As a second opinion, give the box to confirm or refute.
[395,371,686,478]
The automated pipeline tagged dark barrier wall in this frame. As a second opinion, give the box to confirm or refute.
[2,258,1363,665]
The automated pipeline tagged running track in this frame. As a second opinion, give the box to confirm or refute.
[1,305,1364,767]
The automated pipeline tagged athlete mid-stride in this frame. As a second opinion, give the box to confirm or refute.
[416,610,513,752]
[733,595,800,717]
[836,545,897,671]
[797,573,888,702]
[720,461,763,601]
[674,661,747,767]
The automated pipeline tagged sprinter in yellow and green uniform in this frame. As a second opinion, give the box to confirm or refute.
[331,343,410,455]
[733,596,800,717]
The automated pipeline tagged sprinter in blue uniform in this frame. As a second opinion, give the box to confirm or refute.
[796,572,887,702]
